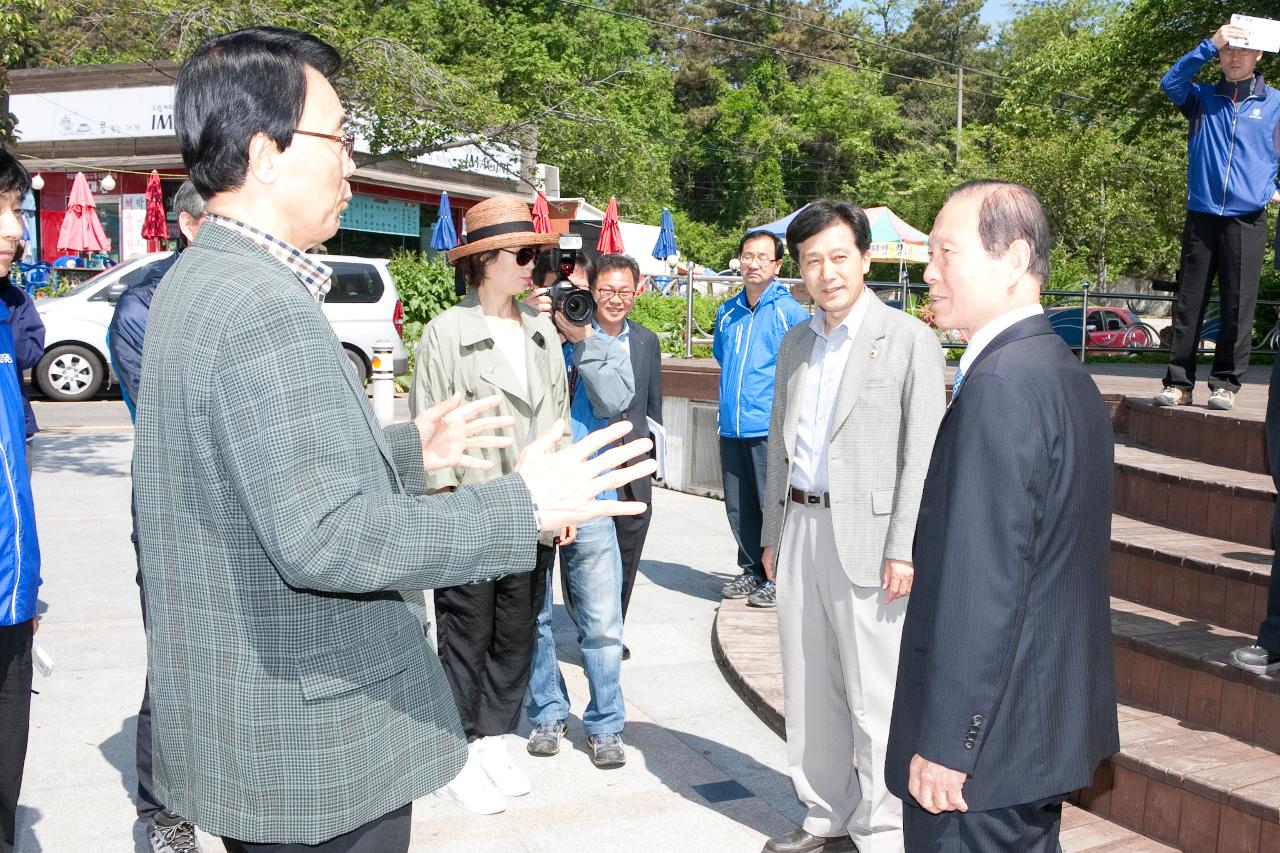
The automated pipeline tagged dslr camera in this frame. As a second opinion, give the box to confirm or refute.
[548,234,595,326]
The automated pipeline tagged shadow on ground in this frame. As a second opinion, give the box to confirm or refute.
[100,714,151,853]
[34,433,132,478]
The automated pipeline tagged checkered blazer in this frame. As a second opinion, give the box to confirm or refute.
[134,222,538,844]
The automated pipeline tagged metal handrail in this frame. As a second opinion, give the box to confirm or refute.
[673,272,1280,362]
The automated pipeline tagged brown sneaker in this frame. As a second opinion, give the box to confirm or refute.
[1152,386,1190,407]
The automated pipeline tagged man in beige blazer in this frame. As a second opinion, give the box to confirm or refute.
[759,201,945,853]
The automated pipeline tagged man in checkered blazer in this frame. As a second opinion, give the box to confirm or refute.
[134,27,653,852]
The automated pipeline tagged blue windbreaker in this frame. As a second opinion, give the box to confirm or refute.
[712,281,809,438]
[1162,39,1280,217]
[0,298,41,626]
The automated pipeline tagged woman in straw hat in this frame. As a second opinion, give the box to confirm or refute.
[409,195,567,815]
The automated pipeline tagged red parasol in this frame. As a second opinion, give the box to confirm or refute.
[57,172,111,254]
[141,170,168,251]
[597,196,623,254]
[532,191,553,235]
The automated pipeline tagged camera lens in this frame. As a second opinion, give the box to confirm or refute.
[561,288,596,326]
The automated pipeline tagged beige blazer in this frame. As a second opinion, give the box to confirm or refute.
[760,294,946,587]
[410,290,570,492]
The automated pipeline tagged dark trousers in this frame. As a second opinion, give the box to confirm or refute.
[720,435,770,582]
[132,527,166,822]
[435,544,552,739]
[0,620,33,853]
[562,506,653,627]
[222,803,411,853]
[903,798,1064,853]
[1165,208,1268,393]
[1258,491,1280,653]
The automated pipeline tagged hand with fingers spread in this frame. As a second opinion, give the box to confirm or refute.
[413,393,514,473]
[882,558,914,603]
[516,420,657,531]
[908,754,969,815]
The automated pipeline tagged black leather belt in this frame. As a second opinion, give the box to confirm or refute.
[789,487,830,507]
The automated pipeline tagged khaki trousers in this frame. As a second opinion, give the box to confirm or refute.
[777,503,908,853]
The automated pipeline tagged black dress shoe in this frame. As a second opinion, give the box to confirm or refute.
[762,828,854,853]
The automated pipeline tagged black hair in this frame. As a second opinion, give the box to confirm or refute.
[533,249,592,286]
[457,250,500,288]
[0,149,31,197]
[785,200,871,262]
[738,229,784,260]
[589,253,640,289]
[947,180,1052,284]
[175,27,342,198]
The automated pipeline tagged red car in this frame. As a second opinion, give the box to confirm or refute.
[1046,306,1158,349]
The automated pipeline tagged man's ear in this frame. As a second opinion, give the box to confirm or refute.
[245,132,281,186]
[1005,238,1032,286]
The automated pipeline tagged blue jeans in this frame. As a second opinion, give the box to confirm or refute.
[525,517,625,736]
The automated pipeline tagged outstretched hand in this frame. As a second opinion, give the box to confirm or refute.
[413,394,514,473]
[517,420,657,531]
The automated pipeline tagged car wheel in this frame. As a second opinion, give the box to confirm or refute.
[344,347,370,385]
[36,344,104,402]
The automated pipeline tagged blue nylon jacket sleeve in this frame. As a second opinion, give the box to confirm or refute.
[1161,39,1215,116]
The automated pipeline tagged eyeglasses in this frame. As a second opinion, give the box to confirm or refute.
[293,128,356,158]
[499,246,541,266]
[596,288,636,302]
[739,253,780,265]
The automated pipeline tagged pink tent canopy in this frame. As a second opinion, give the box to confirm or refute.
[532,191,552,235]
[57,172,110,254]
[597,196,623,255]
[141,170,169,250]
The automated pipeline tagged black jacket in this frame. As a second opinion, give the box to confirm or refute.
[886,315,1119,811]
[0,278,45,437]
[614,320,662,504]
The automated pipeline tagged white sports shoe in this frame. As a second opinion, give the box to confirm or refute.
[475,735,532,797]
[434,741,508,814]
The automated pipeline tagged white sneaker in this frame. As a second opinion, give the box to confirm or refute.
[434,742,508,814]
[475,735,532,797]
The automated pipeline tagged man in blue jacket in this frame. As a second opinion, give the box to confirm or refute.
[0,149,42,853]
[107,179,206,853]
[1154,21,1280,412]
[714,230,809,608]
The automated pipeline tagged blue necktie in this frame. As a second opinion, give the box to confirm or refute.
[951,367,966,401]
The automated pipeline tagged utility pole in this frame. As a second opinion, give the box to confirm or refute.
[956,68,964,165]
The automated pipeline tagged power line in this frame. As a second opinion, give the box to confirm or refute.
[562,0,1092,118]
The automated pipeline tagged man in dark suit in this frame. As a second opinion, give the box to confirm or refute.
[886,181,1118,852]
[136,28,654,852]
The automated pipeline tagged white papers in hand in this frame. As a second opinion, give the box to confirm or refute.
[1230,15,1280,53]
[646,416,668,481]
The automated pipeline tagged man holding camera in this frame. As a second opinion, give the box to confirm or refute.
[525,244,636,767]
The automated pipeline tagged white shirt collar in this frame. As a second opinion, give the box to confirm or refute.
[958,304,1044,375]
[808,285,873,342]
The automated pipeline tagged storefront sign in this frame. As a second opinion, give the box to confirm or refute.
[11,86,176,141]
[339,194,420,237]
[121,194,149,260]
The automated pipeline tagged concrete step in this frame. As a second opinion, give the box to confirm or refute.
[1117,397,1269,476]
[1111,598,1280,751]
[1060,801,1180,851]
[1111,514,1271,634]
[1114,439,1275,549]
[1074,702,1280,853]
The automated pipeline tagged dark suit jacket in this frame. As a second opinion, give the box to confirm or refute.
[886,314,1119,811]
[615,320,662,505]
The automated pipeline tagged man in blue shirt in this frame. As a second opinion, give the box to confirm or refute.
[1154,21,1280,412]
[0,148,42,853]
[714,230,809,608]
[524,253,635,767]
[106,180,207,853]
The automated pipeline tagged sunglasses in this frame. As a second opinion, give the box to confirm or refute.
[499,246,541,266]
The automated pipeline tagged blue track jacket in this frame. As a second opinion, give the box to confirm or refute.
[712,281,809,438]
[1162,39,1280,217]
[0,297,41,626]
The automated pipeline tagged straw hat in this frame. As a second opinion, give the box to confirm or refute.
[446,195,559,264]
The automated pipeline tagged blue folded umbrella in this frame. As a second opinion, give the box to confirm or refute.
[652,207,677,261]
[430,192,458,252]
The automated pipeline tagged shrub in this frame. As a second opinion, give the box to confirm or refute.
[629,291,728,357]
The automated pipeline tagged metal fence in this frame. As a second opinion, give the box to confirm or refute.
[670,268,1280,363]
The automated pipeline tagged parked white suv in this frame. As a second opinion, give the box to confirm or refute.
[32,252,409,402]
